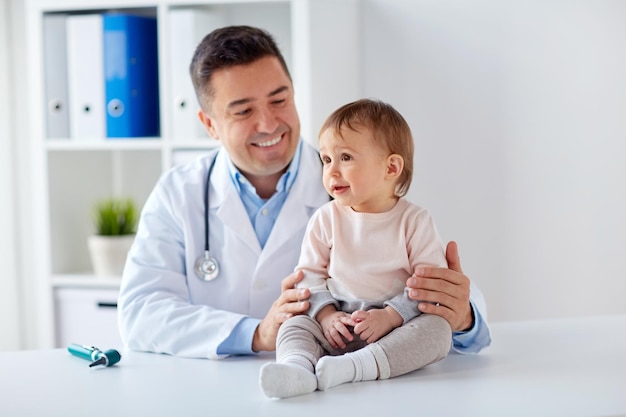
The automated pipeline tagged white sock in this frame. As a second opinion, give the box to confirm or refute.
[316,348,378,391]
[259,360,317,399]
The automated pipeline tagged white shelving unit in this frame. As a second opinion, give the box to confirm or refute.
[24,0,360,348]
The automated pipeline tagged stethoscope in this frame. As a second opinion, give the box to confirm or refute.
[194,153,220,281]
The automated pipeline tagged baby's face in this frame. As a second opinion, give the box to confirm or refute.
[319,127,400,213]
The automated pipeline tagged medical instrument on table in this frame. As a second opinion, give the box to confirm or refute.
[67,344,121,367]
[195,153,220,281]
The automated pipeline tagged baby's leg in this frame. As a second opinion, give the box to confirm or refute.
[316,345,381,391]
[259,315,323,398]
[377,314,451,378]
[316,314,451,390]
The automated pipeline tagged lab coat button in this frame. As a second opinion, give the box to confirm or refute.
[254,280,267,290]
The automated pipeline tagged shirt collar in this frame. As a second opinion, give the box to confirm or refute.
[226,139,303,197]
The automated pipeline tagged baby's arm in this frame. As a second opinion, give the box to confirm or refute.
[295,205,340,318]
[351,307,403,344]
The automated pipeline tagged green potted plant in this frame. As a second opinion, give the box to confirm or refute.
[88,198,138,277]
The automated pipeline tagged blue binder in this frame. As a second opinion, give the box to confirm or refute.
[103,14,160,138]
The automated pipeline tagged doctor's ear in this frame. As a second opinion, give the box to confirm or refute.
[198,109,219,140]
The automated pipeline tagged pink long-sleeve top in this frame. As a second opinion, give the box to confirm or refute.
[296,198,447,323]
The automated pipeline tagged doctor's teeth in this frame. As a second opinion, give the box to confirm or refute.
[256,136,281,147]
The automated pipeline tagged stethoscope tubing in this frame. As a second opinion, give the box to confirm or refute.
[195,152,220,281]
[203,153,217,256]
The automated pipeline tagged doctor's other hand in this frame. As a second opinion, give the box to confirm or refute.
[407,241,474,332]
[252,270,310,352]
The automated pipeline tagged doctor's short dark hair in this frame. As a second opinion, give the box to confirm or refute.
[319,98,415,197]
[190,25,291,110]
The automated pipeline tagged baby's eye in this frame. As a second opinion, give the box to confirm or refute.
[320,155,331,164]
[340,153,352,161]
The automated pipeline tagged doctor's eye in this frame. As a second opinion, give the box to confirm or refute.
[271,98,286,106]
[234,108,252,116]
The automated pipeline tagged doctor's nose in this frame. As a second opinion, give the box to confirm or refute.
[255,107,279,133]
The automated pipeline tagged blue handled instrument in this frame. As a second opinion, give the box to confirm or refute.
[67,344,121,367]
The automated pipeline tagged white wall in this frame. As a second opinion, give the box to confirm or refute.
[0,0,22,350]
[5,1,626,350]
[362,0,626,322]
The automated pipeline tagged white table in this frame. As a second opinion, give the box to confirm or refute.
[1,315,625,417]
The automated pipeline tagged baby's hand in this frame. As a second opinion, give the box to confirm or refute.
[352,307,403,344]
[319,310,355,349]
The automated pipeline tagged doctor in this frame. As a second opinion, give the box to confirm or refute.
[117,26,491,359]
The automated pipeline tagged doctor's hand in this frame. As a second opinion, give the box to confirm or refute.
[252,270,310,352]
[406,241,474,332]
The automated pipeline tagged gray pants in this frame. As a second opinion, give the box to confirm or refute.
[276,313,452,379]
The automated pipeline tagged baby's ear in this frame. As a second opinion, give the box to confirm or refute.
[386,154,404,179]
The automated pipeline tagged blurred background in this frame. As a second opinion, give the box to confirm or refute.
[2,0,625,350]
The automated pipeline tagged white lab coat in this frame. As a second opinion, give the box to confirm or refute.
[118,141,330,359]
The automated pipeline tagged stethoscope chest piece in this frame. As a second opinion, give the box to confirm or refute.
[196,153,220,282]
[195,251,219,281]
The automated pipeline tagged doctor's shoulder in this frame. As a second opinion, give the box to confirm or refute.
[161,151,217,182]
[153,151,218,199]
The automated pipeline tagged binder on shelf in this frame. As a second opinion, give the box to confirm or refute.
[66,14,106,139]
[103,13,160,138]
[168,8,224,140]
[43,14,69,139]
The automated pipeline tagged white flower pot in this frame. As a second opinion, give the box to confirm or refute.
[88,234,135,277]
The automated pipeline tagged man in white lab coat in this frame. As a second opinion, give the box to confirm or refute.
[117,26,491,360]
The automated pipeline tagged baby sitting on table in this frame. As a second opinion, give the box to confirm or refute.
[260,98,451,398]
